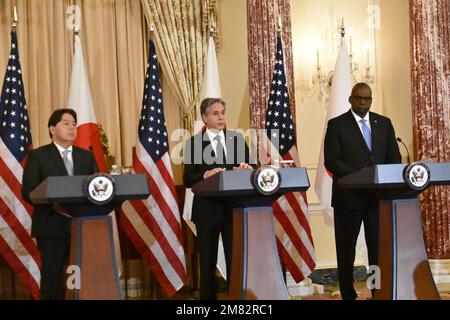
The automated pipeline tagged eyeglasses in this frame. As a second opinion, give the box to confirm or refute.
[352,96,373,102]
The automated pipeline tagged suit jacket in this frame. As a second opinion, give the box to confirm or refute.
[183,130,253,224]
[324,110,401,210]
[22,143,98,238]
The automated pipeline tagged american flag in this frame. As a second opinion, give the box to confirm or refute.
[119,39,186,297]
[0,31,41,299]
[265,36,316,282]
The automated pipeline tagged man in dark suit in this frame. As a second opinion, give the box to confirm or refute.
[22,108,98,300]
[183,98,253,300]
[324,82,401,300]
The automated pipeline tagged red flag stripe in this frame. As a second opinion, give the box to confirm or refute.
[0,198,40,262]
[274,196,316,265]
[273,202,316,272]
[117,211,179,296]
[274,202,314,265]
[119,203,185,296]
[0,157,33,216]
[133,152,184,244]
[125,201,186,279]
[156,153,178,201]
[135,144,179,212]
[0,139,25,179]
[0,233,40,299]
[0,208,41,274]
[283,192,315,246]
[275,238,307,281]
[133,156,182,242]
[128,198,186,280]
[120,205,183,290]
[132,158,184,245]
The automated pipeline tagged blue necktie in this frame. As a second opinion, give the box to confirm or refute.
[360,119,372,151]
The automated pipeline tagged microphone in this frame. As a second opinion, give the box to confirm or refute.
[396,137,411,163]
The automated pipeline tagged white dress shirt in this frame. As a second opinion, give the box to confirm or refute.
[54,142,73,168]
[205,128,227,157]
[351,110,371,135]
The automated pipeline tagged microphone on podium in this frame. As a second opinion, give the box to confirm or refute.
[396,137,411,164]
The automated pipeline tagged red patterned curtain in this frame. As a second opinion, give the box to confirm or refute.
[410,0,450,259]
[247,0,296,132]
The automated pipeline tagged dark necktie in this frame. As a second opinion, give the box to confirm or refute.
[214,135,226,165]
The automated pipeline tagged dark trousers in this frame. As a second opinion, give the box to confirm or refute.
[37,237,70,300]
[195,212,233,300]
[334,207,379,300]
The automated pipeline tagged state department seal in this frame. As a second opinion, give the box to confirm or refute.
[403,162,431,191]
[253,166,281,196]
[84,173,116,205]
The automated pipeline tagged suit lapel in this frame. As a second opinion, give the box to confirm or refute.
[224,130,235,163]
[202,131,214,158]
[72,147,80,175]
[369,112,381,155]
[48,143,69,176]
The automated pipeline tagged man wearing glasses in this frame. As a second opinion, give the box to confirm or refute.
[324,82,401,300]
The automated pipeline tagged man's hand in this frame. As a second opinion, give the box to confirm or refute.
[233,163,252,170]
[203,167,225,179]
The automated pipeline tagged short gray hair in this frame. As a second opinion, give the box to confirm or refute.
[351,82,372,96]
[200,98,226,115]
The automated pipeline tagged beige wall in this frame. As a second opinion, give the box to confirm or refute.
[218,0,250,131]
[378,0,412,159]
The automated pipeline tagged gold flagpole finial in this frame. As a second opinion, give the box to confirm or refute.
[209,9,216,37]
[339,17,345,38]
[12,6,18,28]
[277,16,282,33]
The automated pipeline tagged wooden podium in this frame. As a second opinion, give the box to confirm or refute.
[192,168,310,300]
[338,162,450,300]
[29,174,150,300]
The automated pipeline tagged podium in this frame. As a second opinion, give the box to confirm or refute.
[338,162,450,300]
[192,168,309,300]
[30,174,150,300]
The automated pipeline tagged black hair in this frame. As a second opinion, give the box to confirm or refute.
[48,108,77,138]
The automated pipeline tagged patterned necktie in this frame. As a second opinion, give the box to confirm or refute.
[214,135,226,165]
[62,149,74,176]
[360,119,372,152]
